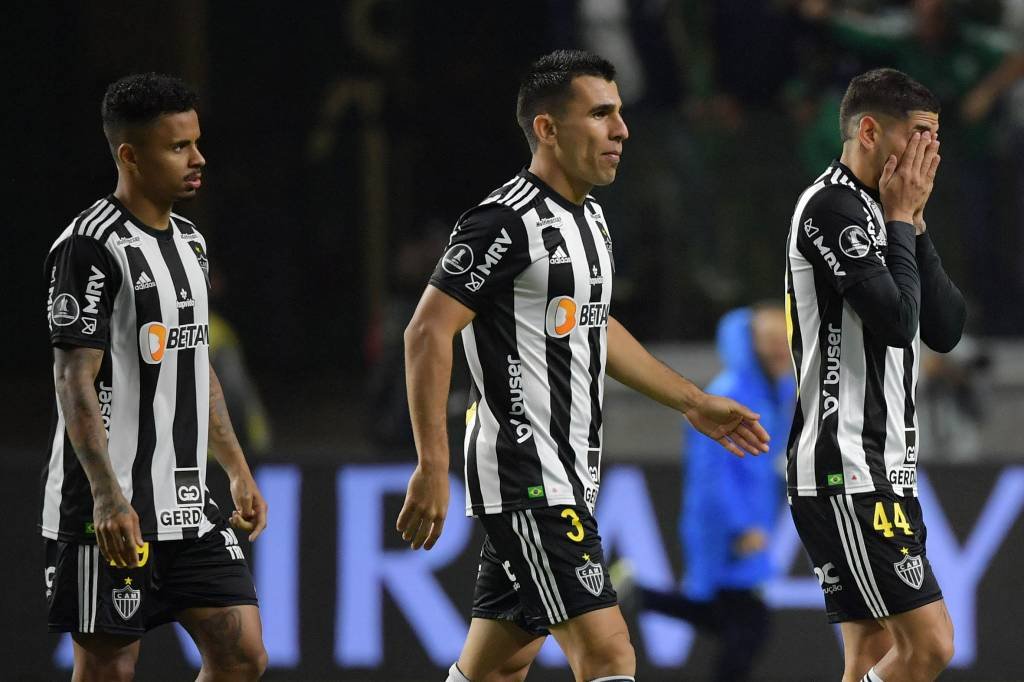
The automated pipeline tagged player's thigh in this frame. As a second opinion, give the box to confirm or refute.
[178,604,266,670]
[71,632,140,682]
[460,617,546,682]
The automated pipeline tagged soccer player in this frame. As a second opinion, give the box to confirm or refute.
[785,68,966,682]
[42,73,268,681]
[396,50,770,682]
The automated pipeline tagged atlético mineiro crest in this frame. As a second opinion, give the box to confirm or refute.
[575,555,604,597]
[894,552,924,590]
[112,578,141,620]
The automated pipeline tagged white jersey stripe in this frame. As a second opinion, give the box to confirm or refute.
[842,495,889,615]
[41,395,67,536]
[789,184,826,493]
[502,180,535,207]
[92,209,123,243]
[76,200,109,236]
[837,302,871,488]
[511,187,540,211]
[89,546,100,632]
[461,323,504,513]
[511,511,556,622]
[525,510,569,621]
[84,203,116,237]
[830,496,884,618]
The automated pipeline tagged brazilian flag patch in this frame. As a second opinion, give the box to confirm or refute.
[826,473,844,487]
[527,485,545,499]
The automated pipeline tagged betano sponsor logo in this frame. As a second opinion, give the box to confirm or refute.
[138,322,209,365]
[545,296,609,338]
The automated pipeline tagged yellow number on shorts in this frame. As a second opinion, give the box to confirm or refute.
[561,509,584,542]
[873,502,894,538]
[108,542,149,568]
[892,502,913,536]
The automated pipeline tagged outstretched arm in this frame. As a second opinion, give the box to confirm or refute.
[606,316,769,457]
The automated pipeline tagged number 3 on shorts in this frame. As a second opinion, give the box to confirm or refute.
[873,501,913,538]
[561,508,585,542]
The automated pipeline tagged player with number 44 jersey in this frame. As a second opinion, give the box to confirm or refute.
[785,69,965,682]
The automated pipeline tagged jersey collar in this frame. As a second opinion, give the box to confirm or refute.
[518,168,591,215]
[106,195,175,241]
[830,160,881,202]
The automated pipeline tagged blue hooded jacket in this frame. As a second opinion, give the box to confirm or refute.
[680,308,795,601]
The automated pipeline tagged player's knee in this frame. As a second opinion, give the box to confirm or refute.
[205,640,267,679]
[76,655,137,682]
[577,629,635,674]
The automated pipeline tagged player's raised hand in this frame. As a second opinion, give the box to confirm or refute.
[229,473,268,541]
[93,489,143,568]
[396,465,450,550]
[684,393,770,458]
[880,131,936,224]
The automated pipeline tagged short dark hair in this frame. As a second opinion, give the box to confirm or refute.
[516,50,616,152]
[101,73,199,146]
[839,68,940,142]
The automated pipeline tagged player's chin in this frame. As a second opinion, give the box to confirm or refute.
[175,187,200,201]
[589,168,618,187]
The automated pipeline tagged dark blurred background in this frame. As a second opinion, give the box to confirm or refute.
[6,1,1024,679]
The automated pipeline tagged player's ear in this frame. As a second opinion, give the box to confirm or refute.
[533,113,557,148]
[116,142,139,171]
[857,114,881,150]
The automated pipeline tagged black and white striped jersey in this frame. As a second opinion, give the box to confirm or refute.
[785,161,924,498]
[42,195,220,542]
[429,169,615,517]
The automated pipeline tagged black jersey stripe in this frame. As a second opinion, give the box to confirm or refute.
[538,199,586,507]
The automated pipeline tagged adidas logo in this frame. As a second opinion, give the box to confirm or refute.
[549,245,571,265]
[134,271,156,291]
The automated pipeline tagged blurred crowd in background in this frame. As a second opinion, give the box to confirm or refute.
[10,0,1021,464]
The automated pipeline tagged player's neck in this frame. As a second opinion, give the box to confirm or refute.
[113,180,173,231]
[528,156,591,206]
[839,146,881,190]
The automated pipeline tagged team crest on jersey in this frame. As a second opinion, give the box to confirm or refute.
[894,552,924,590]
[575,556,605,597]
[112,579,141,620]
[188,241,211,288]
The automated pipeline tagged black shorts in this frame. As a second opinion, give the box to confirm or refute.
[790,491,942,623]
[44,522,258,637]
[472,505,617,636]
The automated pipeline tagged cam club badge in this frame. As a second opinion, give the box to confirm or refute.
[112,577,141,620]
[575,554,604,597]
[894,551,925,590]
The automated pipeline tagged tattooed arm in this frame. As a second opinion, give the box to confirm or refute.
[54,346,143,567]
[209,365,268,540]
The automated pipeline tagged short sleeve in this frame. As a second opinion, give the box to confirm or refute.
[45,236,122,349]
[797,186,889,294]
[428,205,531,312]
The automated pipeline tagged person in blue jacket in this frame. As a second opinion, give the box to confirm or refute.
[618,303,795,681]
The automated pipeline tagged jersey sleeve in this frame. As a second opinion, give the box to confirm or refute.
[796,186,889,294]
[45,235,122,350]
[428,204,532,312]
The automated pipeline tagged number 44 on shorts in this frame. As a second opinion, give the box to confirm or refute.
[873,501,913,538]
